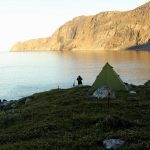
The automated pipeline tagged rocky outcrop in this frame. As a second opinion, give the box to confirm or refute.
[11,2,150,51]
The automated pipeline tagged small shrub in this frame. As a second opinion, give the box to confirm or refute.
[96,115,134,131]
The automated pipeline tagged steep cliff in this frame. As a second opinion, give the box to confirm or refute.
[11,2,150,51]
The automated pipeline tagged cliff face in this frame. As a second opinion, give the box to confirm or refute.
[11,2,150,51]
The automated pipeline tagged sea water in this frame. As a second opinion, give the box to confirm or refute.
[0,51,150,100]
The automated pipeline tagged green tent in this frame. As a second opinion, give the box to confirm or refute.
[90,62,128,92]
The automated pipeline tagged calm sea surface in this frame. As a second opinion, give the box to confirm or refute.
[0,51,150,100]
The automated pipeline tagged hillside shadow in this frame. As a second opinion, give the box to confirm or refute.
[127,42,150,51]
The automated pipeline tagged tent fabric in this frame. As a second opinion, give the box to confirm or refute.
[90,63,128,93]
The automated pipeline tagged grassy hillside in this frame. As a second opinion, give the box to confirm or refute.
[0,86,150,150]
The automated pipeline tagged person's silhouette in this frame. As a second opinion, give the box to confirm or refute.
[77,75,83,85]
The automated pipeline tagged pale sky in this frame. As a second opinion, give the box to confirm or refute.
[0,0,149,50]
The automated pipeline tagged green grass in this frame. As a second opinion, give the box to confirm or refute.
[0,86,150,149]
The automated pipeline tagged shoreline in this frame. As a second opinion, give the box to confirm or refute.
[0,81,148,110]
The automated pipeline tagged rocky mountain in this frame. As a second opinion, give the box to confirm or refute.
[11,2,150,51]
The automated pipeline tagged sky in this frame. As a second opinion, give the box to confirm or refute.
[0,0,149,50]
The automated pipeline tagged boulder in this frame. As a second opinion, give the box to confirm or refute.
[103,139,125,150]
[25,97,33,105]
[129,91,137,94]
[144,80,150,86]
[93,86,116,99]
[2,100,9,106]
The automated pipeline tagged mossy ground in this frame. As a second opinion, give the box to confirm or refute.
[0,86,150,150]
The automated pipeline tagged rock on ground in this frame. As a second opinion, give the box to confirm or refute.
[103,139,125,150]
[92,86,116,99]
[144,80,150,86]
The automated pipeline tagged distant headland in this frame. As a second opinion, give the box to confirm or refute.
[11,2,150,51]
